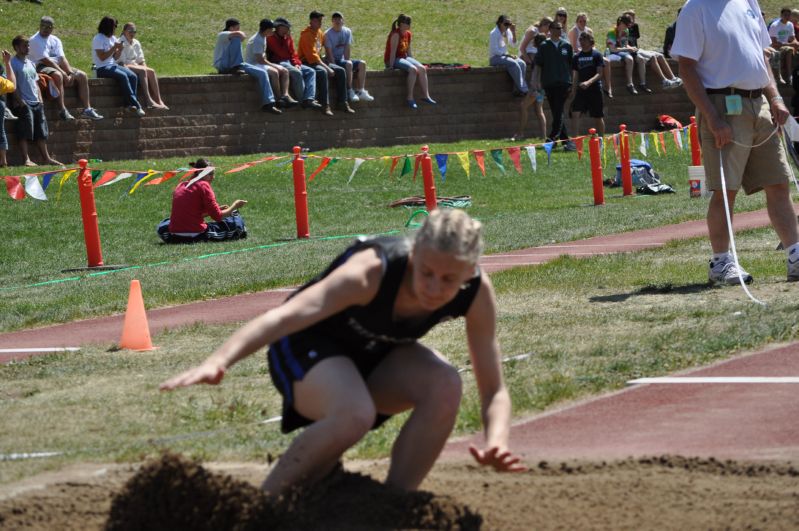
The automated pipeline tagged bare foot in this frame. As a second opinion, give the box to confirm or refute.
[24,160,37,167]
[46,159,64,167]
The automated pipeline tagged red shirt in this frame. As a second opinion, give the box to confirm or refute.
[168,180,223,234]
[384,29,412,66]
[267,33,301,66]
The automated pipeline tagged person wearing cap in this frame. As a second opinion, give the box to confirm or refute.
[535,20,576,151]
[245,18,298,110]
[157,158,248,244]
[489,15,528,97]
[299,10,353,116]
[325,11,374,103]
[28,16,103,121]
[267,17,322,110]
[622,10,683,91]
[214,18,281,114]
[673,0,799,285]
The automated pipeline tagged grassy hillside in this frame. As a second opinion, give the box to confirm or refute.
[0,1,787,76]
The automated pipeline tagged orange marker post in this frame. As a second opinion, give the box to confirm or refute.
[292,146,310,239]
[619,124,633,196]
[420,145,438,212]
[689,116,702,166]
[77,158,104,267]
[588,129,605,206]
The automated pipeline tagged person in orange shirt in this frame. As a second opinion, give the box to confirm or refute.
[298,11,352,116]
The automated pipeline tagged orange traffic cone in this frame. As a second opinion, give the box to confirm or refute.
[119,279,156,351]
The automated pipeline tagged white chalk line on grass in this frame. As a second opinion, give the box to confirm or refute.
[0,452,63,461]
[0,348,80,353]
[628,376,799,385]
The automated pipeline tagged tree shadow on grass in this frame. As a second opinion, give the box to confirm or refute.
[590,282,717,303]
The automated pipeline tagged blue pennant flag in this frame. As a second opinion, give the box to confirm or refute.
[543,141,555,165]
[41,172,56,191]
[434,154,449,181]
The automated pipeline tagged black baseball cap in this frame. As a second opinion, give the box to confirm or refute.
[332,11,343,19]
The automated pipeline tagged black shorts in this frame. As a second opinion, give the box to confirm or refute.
[571,88,604,118]
[267,332,393,433]
[15,101,48,141]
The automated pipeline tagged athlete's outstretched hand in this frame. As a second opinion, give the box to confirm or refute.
[160,360,226,391]
[469,445,527,472]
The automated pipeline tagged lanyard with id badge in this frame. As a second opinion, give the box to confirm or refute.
[725,94,743,115]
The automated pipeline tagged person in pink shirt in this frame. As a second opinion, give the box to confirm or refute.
[156,158,248,243]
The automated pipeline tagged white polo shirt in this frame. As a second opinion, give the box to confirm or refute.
[671,0,771,90]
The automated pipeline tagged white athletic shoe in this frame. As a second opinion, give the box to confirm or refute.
[788,247,799,281]
[357,89,375,102]
[662,79,679,90]
[708,259,753,285]
[671,77,683,87]
[347,88,359,102]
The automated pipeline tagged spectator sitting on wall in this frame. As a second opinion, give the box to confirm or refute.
[267,17,322,109]
[489,14,528,97]
[29,16,103,121]
[118,22,168,110]
[606,15,641,95]
[299,10,353,116]
[157,158,248,244]
[0,49,17,167]
[325,11,374,103]
[769,7,799,84]
[93,16,145,117]
[384,14,435,109]
[623,10,682,91]
[245,18,298,110]
[10,35,62,167]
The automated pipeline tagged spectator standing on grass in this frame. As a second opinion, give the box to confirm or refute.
[570,31,605,137]
[214,18,282,114]
[622,10,683,91]
[0,50,16,167]
[768,7,799,84]
[267,18,322,110]
[29,16,103,121]
[10,35,61,167]
[161,208,526,495]
[489,14,528,97]
[514,33,547,140]
[384,14,435,110]
[93,16,145,117]
[535,21,576,151]
[156,158,247,244]
[663,8,681,59]
[673,0,799,284]
[245,18,298,111]
[567,13,613,98]
[325,11,374,103]
[118,22,168,110]
[299,11,353,116]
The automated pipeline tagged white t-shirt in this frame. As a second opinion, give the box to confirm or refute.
[769,19,795,44]
[92,34,118,68]
[671,0,771,90]
[324,26,353,62]
[28,32,64,65]
[245,33,266,65]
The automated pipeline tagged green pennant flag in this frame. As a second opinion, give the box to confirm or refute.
[490,149,506,173]
[90,169,103,183]
[400,156,412,177]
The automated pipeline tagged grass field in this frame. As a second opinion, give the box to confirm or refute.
[0,1,789,77]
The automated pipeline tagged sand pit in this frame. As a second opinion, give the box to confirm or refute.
[1,453,798,530]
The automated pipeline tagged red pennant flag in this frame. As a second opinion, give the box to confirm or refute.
[177,168,199,183]
[389,156,400,177]
[146,170,178,186]
[308,157,331,181]
[611,135,620,159]
[412,154,422,182]
[4,176,25,200]
[658,132,667,154]
[93,171,118,188]
[473,150,486,176]
[506,147,523,174]
[575,138,584,160]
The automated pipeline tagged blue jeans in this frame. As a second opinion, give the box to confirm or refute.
[310,63,347,105]
[392,57,424,71]
[242,64,276,105]
[281,61,316,101]
[490,55,528,93]
[96,64,141,109]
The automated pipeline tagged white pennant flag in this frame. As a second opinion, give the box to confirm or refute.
[639,135,648,157]
[525,145,537,173]
[347,158,365,184]
[98,172,133,187]
[187,166,215,187]
[24,175,47,200]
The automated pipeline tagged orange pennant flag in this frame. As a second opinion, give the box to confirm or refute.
[412,154,422,182]
[93,171,118,188]
[506,146,523,174]
[308,157,331,181]
[575,138,584,160]
[473,150,486,176]
[389,156,400,177]
[4,176,25,200]
[658,132,667,154]
[146,170,178,186]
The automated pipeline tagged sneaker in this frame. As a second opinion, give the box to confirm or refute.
[625,84,638,95]
[59,109,75,121]
[134,107,146,117]
[278,95,298,109]
[356,89,374,102]
[407,99,418,110]
[562,141,578,152]
[4,107,17,121]
[708,259,753,285]
[637,84,653,94]
[262,103,282,114]
[347,88,359,102]
[421,97,437,105]
[82,107,103,120]
[788,248,799,281]
[301,99,323,109]
[671,77,683,87]
[662,79,679,90]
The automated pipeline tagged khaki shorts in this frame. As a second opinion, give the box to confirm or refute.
[697,93,791,195]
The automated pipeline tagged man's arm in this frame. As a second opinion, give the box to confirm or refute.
[678,56,731,148]
[762,51,790,125]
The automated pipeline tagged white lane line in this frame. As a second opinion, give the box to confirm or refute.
[628,377,799,384]
[0,452,63,461]
[0,348,80,353]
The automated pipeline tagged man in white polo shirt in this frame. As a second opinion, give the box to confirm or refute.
[673,0,799,284]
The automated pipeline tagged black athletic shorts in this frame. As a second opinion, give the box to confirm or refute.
[267,332,393,433]
[571,88,604,118]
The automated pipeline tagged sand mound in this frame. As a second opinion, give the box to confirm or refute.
[105,453,482,530]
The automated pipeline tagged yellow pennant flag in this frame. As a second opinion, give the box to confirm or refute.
[128,170,160,194]
[651,132,660,155]
[456,152,470,179]
[55,169,77,202]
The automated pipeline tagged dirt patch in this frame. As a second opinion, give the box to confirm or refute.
[1,454,798,530]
